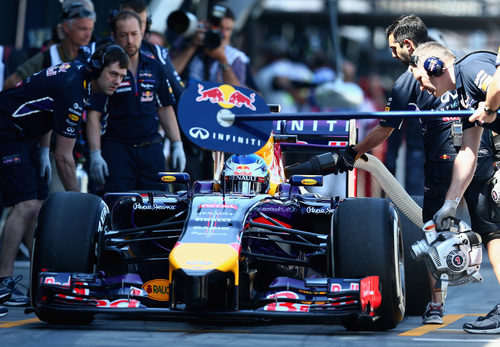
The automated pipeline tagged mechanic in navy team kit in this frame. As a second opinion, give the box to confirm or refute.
[80,0,185,104]
[314,15,500,326]
[86,11,185,194]
[0,44,128,313]
[410,41,500,334]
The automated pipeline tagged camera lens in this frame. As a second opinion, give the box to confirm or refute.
[204,30,222,50]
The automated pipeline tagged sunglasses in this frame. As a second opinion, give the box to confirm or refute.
[62,3,95,21]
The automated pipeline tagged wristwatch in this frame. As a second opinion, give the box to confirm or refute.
[484,105,498,116]
[221,63,231,71]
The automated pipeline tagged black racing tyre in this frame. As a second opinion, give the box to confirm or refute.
[395,195,431,316]
[31,192,110,324]
[333,198,405,331]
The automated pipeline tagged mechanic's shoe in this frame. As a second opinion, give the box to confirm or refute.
[1,276,30,307]
[0,305,7,318]
[0,284,11,304]
[422,302,444,324]
[463,304,500,334]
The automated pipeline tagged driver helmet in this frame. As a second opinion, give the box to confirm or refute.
[222,154,270,194]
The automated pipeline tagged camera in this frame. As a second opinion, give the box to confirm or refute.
[167,5,227,50]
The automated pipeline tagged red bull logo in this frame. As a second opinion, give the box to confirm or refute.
[196,83,256,111]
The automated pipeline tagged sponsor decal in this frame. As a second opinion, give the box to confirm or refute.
[259,205,296,213]
[116,87,132,93]
[199,203,238,209]
[264,291,309,312]
[2,154,21,166]
[96,299,141,308]
[58,63,71,72]
[195,84,256,111]
[189,127,210,139]
[161,175,176,182]
[301,178,317,185]
[384,106,390,111]
[46,66,58,77]
[68,113,80,122]
[142,279,169,301]
[139,72,153,77]
[133,203,176,210]
[306,206,334,215]
[141,91,154,102]
[119,81,131,87]
[141,83,154,89]
[440,154,451,160]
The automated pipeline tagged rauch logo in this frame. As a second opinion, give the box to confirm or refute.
[142,279,170,301]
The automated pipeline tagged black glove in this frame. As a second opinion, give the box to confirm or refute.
[333,145,358,174]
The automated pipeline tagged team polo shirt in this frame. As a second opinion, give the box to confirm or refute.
[140,40,184,103]
[381,69,463,161]
[0,62,88,139]
[89,52,173,144]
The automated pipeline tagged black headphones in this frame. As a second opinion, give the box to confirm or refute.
[411,50,497,77]
[89,44,126,78]
[423,57,445,77]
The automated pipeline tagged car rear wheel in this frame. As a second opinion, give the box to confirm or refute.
[333,197,405,330]
[31,192,109,324]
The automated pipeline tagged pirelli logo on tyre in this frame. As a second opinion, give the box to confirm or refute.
[142,279,169,301]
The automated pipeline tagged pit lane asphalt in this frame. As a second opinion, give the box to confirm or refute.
[2,255,500,347]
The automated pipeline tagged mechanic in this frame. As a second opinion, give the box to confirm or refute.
[301,15,496,325]
[81,0,185,104]
[410,41,500,334]
[0,44,128,310]
[86,11,185,194]
[3,0,96,194]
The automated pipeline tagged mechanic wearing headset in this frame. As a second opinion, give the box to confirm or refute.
[308,15,496,325]
[0,44,128,310]
[86,11,185,194]
[81,0,185,104]
[410,41,500,334]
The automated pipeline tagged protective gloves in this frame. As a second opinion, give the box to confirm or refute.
[170,141,186,172]
[333,145,358,174]
[433,199,459,230]
[90,150,108,186]
[39,146,52,185]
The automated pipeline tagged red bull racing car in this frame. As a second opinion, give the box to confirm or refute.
[30,83,408,330]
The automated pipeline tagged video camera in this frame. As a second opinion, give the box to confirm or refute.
[167,5,227,50]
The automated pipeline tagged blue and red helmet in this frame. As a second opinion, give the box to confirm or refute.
[221,154,270,194]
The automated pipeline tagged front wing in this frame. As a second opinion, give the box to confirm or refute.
[34,272,382,322]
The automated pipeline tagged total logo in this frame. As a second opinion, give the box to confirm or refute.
[196,83,256,111]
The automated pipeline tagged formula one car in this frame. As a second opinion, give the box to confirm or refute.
[30,83,407,330]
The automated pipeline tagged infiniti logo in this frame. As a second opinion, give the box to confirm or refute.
[189,127,210,139]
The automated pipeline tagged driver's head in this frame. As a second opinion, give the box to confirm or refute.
[221,154,270,194]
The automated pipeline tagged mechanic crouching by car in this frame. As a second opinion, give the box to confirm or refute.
[410,41,500,334]
[0,44,128,312]
[86,11,185,194]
